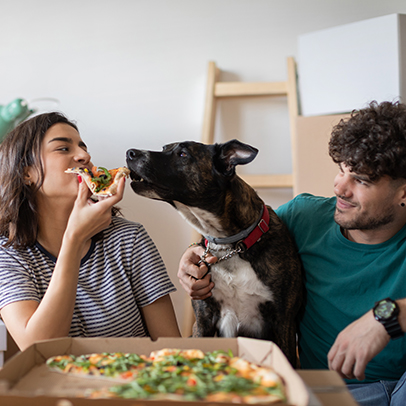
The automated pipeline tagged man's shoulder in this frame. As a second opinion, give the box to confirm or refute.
[275,193,337,234]
[294,192,335,204]
[279,193,336,214]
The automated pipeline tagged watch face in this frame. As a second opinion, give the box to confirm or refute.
[375,300,396,319]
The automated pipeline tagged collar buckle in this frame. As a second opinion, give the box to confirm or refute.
[235,240,247,253]
[258,218,269,234]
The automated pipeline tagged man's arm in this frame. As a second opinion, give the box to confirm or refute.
[328,298,406,381]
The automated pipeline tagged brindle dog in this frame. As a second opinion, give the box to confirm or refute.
[126,139,303,366]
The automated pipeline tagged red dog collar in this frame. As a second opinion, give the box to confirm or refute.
[204,204,270,251]
[240,204,270,250]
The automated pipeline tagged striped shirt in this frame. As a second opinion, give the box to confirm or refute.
[0,216,176,337]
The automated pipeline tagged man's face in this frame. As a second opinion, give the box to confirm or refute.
[333,164,402,230]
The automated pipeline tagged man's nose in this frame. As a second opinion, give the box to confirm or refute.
[334,174,350,197]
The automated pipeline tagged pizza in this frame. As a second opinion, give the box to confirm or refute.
[46,352,147,381]
[46,348,287,404]
[65,166,130,196]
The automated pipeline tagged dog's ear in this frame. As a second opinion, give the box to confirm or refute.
[215,139,258,176]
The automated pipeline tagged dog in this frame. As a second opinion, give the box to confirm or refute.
[126,139,303,366]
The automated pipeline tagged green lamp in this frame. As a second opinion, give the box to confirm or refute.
[0,98,35,142]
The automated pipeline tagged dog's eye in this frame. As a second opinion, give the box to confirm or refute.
[179,151,188,158]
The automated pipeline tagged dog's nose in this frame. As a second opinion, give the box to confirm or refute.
[126,149,138,161]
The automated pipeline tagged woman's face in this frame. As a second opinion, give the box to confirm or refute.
[27,123,93,200]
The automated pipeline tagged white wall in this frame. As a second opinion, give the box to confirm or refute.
[1,0,406,331]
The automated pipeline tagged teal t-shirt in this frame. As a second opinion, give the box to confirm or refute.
[276,193,406,383]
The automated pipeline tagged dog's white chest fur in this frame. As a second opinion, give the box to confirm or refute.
[210,253,274,338]
[172,202,274,337]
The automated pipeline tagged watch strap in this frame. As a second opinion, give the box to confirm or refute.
[383,317,404,340]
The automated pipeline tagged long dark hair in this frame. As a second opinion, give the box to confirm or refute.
[0,112,119,249]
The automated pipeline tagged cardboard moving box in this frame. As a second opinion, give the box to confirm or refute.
[298,13,406,116]
[0,336,310,405]
[294,114,350,197]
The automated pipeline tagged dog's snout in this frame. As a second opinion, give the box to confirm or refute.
[126,149,138,161]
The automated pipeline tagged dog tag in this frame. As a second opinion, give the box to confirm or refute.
[197,258,211,269]
[195,258,211,280]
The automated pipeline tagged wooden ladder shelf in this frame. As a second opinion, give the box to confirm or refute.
[201,56,299,190]
[181,58,300,337]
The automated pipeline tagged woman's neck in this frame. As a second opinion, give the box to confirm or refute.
[35,196,74,257]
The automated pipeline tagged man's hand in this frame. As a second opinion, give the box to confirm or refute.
[327,310,390,381]
[177,245,216,300]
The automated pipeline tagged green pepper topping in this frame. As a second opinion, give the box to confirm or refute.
[92,167,112,193]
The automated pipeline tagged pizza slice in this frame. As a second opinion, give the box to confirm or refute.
[65,166,130,196]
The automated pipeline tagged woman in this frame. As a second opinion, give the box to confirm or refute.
[0,112,180,350]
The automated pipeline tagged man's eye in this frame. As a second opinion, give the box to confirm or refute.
[356,178,368,185]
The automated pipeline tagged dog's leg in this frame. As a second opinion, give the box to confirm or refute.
[258,302,298,367]
[278,320,299,368]
[191,298,220,337]
[219,309,239,337]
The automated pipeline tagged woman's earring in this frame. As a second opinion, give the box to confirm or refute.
[401,202,405,207]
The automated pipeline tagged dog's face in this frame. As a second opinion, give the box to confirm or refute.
[126,139,258,211]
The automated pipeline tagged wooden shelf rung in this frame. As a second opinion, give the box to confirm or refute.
[215,81,288,98]
[239,173,293,189]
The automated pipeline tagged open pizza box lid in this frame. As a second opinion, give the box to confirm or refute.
[0,336,310,406]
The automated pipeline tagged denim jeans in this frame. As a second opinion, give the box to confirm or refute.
[347,371,406,406]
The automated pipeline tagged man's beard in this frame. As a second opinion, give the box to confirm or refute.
[334,206,395,230]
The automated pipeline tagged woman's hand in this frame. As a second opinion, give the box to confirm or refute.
[177,245,216,300]
[65,175,125,244]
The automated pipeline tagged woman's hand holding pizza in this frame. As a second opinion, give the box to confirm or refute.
[65,175,126,245]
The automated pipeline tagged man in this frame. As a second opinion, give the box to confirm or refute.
[178,101,406,406]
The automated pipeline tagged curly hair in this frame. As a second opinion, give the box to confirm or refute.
[328,101,406,181]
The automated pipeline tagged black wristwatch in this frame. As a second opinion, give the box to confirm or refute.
[373,298,404,340]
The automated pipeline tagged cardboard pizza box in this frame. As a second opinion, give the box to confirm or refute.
[0,336,310,405]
